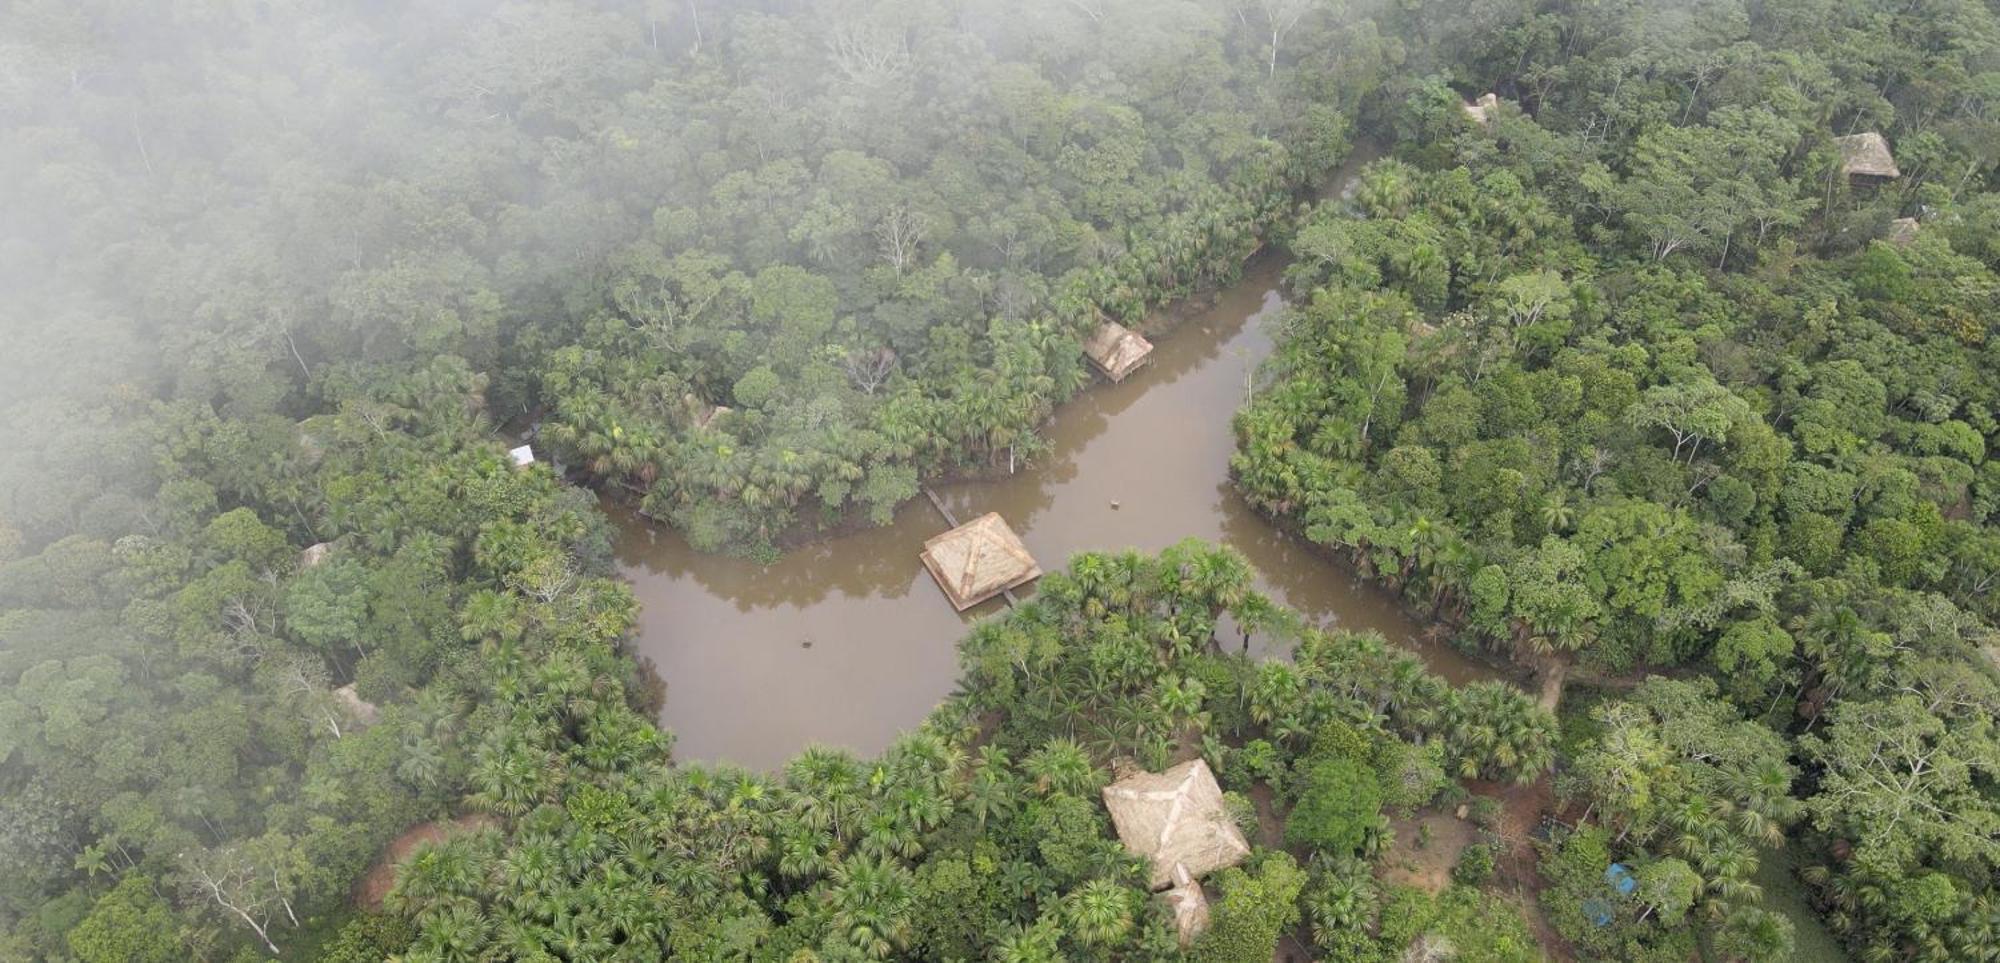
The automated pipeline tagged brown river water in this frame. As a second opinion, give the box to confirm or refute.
[611,232,1502,769]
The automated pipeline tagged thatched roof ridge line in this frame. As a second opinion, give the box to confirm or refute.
[1084,321,1153,382]
[919,512,1041,610]
[1101,758,1250,888]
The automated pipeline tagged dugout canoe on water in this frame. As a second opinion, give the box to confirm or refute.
[919,512,1042,611]
[1084,320,1154,382]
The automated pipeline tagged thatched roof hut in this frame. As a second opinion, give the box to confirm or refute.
[508,444,536,467]
[1886,217,1920,246]
[1101,758,1251,890]
[920,512,1040,610]
[1462,92,1499,126]
[334,683,380,728]
[681,392,733,430]
[299,542,332,569]
[1837,132,1900,181]
[1083,321,1154,383]
[1162,863,1212,946]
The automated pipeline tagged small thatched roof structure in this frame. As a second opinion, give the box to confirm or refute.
[1886,217,1920,246]
[1162,863,1212,946]
[334,683,380,728]
[1083,321,1154,383]
[299,542,332,569]
[1837,132,1900,180]
[920,512,1041,611]
[1102,758,1250,889]
[1463,92,1499,126]
[508,444,536,467]
[682,392,733,430]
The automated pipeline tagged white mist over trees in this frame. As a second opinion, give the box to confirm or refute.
[1,0,1998,960]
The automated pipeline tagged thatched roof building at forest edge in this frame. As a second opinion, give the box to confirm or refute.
[1836,132,1900,181]
[1083,321,1154,383]
[1101,758,1251,890]
[918,512,1041,610]
[1462,92,1499,125]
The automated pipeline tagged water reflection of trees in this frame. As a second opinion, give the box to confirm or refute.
[1211,483,1493,686]
[601,259,1328,626]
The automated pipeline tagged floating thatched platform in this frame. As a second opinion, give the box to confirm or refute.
[1101,758,1250,890]
[1084,321,1154,383]
[919,512,1041,611]
[1837,132,1899,181]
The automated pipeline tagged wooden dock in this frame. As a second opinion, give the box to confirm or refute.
[921,487,1020,607]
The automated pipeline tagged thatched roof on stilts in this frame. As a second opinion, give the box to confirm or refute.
[1083,321,1154,383]
[919,512,1041,610]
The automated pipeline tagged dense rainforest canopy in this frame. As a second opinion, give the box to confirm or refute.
[3,0,1999,961]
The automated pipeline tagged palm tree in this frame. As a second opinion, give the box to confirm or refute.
[469,739,553,817]
[992,916,1067,963]
[965,746,1020,828]
[785,747,867,841]
[775,820,834,882]
[1065,879,1135,949]
[459,589,522,643]
[392,841,483,920]
[1541,490,1574,533]
[824,855,915,960]
[1305,859,1380,949]
[1444,681,1556,783]
[857,808,922,862]
[1024,738,1101,796]
[413,902,494,962]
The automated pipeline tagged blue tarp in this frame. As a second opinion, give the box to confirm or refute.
[1583,897,1614,926]
[1606,862,1637,895]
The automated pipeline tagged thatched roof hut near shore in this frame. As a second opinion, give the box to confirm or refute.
[1837,132,1900,183]
[919,512,1041,611]
[299,542,332,569]
[1084,321,1154,383]
[1886,217,1920,246]
[1101,758,1250,890]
